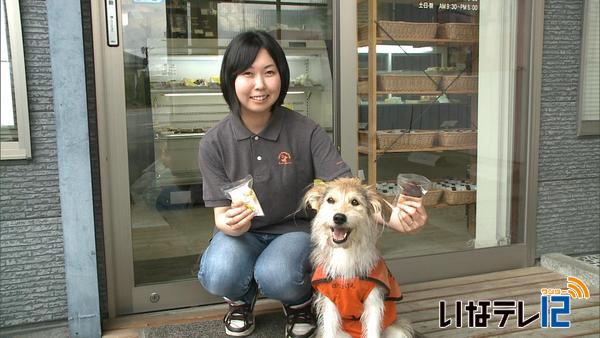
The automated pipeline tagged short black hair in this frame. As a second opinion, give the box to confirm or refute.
[220,30,290,115]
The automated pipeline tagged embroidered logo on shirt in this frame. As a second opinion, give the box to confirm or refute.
[278,151,292,165]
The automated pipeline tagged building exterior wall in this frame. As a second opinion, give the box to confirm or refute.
[0,0,67,328]
[536,0,600,256]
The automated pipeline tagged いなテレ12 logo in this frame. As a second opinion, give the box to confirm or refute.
[438,276,591,329]
[540,276,590,328]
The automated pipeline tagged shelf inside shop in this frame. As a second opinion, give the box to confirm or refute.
[358,101,472,105]
[357,90,478,95]
[151,85,324,95]
[357,38,478,47]
[357,145,477,154]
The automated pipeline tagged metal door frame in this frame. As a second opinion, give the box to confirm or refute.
[91,0,346,316]
[91,0,541,317]
[346,0,543,282]
[91,0,220,316]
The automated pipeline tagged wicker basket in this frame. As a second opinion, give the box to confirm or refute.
[358,21,438,41]
[441,75,478,92]
[358,130,369,146]
[269,29,323,40]
[443,189,476,205]
[357,81,368,94]
[423,189,443,206]
[378,73,441,92]
[359,130,437,150]
[437,23,478,40]
[439,129,477,147]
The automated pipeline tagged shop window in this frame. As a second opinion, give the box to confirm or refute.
[578,0,600,136]
[1,0,30,160]
[357,0,539,255]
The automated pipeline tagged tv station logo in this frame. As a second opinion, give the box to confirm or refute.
[439,276,591,329]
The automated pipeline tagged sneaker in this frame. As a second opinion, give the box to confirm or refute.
[283,301,317,338]
[223,296,257,337]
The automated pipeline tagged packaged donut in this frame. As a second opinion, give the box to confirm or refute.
[396,173,432,198]
[221,175,265,216]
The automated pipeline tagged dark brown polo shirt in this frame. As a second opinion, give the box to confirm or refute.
[198,106,351,234]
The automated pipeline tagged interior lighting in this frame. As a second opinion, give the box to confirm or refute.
[164,91,305,97]
[163,92,223,97]
[357,45,434,54]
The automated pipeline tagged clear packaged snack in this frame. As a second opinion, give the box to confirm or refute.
[396,173,432,198]
[221,175,265,216]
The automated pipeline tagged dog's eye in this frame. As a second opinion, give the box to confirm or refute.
[326,197,335,204]
[351,199,360,206]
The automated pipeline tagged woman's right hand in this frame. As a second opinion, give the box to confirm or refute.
[214,201,255,236]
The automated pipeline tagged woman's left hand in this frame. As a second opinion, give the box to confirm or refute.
[388,195,428,234]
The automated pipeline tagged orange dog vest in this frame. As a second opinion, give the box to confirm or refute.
[311,258,402,338]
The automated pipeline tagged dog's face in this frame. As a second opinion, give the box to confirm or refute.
[304,178,392,249]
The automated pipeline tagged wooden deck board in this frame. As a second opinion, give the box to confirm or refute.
[403,272,565,302]
[399,279,567,313]
[487,307,599,337]
[402,267,551,293]
[415,295,599,337]
[405,293,599,324]
[102,267,599,337]
[397,267,600,337]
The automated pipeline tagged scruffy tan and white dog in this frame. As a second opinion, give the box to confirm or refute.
[303,178,413,338]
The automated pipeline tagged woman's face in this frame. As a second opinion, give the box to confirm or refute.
[234,48,281,117]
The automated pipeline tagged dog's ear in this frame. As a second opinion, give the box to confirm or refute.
[303,181,328,212]
[367,187,393,222]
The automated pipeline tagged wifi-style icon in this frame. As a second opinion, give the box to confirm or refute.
[565,276,590,299]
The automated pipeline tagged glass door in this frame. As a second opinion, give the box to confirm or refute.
[357,0,538,283]
[95,0,335,314]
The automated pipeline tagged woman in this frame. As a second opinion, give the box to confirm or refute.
[197,30,427,338]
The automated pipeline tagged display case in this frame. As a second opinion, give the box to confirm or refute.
[122,0,334,212]
[144,39,332,188]
[119,0,337,291]
[358,0,479,233]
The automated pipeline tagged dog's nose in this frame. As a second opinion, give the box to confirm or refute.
[333,213,347,225]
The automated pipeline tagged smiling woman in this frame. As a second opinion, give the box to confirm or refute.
[234,48,282,127]
[219,32,290,118]
[196,30,352,338]
[0,0,30,160]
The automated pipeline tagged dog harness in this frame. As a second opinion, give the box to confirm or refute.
[311,258,402,338]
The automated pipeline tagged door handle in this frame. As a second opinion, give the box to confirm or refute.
[105,0,119,46]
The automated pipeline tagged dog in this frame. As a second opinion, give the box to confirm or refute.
[303,177,413,338]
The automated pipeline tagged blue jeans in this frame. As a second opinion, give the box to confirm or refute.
[198,231,313,306]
